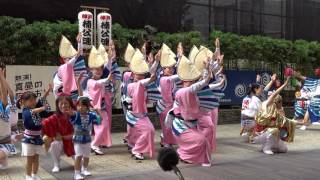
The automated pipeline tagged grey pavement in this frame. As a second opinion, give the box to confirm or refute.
[1,124,320,180]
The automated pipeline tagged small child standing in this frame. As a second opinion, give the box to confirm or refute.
[68,97,100,180]
[20,92,49,180]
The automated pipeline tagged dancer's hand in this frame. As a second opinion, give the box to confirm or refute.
[271,74,277,81]
[284,76,291,85]
[256,74,261,82]
[107,73,113,81]
[155,50,161,62]
[177,42,184,58]
[77,72,85,83]
[215,38,220,48]
[76,32,82,43]
[148,52,154,64]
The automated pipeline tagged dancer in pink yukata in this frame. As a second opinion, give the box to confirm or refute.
[156,44,178,147]
[53,34,86,101]
[124,49,157,160]
[166,56,215,167]
[85,45,113,155]
[121,43,135,145]
[192,40,225,152]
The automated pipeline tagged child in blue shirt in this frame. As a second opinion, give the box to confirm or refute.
[20,91,50,180]
[67,96,100,180]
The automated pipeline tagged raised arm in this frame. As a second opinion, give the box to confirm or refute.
[76,73,85,97]
[96,73,113,86]
[168,74,180,81]
[293,71,306,81]
[0,69,8,106]
[42,83,53,100]
[32,106,48,114]
[264,73,277,91]
[77,32,83,56]
[149,54,160,75]
[140,73,157,87]
[190,62,212,93]
[214,38,221,58]
[1,71,14,104]
[266,77,289,107]
[209,75,226,90]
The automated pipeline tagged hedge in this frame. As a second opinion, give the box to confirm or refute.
[1,16,320,73]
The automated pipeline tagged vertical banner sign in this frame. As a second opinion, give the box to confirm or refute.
[97,12,112,46]
[78,11,93,49]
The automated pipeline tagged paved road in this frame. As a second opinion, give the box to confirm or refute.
[1,124,320,180]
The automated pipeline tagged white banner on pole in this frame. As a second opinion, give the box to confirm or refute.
[78,11,93,49]
[97,12,112,47]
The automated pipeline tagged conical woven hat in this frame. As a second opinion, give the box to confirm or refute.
[199,45,213,58]
[177,56,201,81]
[188,45,199,62]
[129,49,149,74]
[59,35,77,58]
[194,48,209,72]
[97,44,109,63]
[88,46,105,68]
[160,43,176,67]
[124,43,135,63]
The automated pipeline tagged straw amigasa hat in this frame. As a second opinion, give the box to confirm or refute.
[188,45,199,62]
[199,45,214,58]
[59,35,77,59]
[193,48,208,73]
[97,44,109,63]
[124,43,135,63]
[88,46,105,68]
[177,55,201,81]
[160,43,176,68]
[129,49,149,74]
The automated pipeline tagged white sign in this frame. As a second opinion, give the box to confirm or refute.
[6,65,58,111]
[97,12,112,46]
[78,11,93,49]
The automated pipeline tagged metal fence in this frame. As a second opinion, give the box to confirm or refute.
[184,0,320,41]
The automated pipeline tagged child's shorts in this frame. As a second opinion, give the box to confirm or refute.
[21,143,44,156]
[74,143,91,158]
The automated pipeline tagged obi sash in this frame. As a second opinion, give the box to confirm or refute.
[165,107,197,136]
[111,62,122,80]
[147,82,162,102]
[303,78,320,122]
[197,86,224,111]
[156,99,166,114]
[172,115,197,136]
[73,56,87,76]
[126,111,147,127]
[294,100,309,119]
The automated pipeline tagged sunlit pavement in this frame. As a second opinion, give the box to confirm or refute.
[1,124,320,180]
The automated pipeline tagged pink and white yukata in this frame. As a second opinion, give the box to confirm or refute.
[126,78,155,158]
[121,71,133,143]
[53,43,86,101]
[167,79,212,166]
[53,57,78,99]
[87,77,113,148]
[157,75,179,146]
[197,60,224,152]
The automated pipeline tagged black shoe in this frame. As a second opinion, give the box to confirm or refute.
[123,138,128,144]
